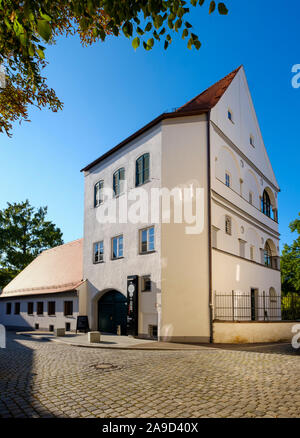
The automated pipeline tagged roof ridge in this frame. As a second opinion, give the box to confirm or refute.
[42,238,83,254]
[176,65,243,112]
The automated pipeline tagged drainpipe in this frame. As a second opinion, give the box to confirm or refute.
[207,111,213,343]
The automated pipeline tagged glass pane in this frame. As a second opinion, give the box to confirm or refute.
[143,154,150,182]
[148,227,154,251]
[113,238,118,258]
[118,236,123,257]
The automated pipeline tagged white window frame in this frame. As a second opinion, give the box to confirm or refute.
[94,180,104,207]
[93,241,104,263]
[111,235,124,259]
[139,226,155,254]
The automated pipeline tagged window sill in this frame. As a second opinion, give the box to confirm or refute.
[111,256,124,261]
[139,250,156,256]
[135,179,151,188]
[93,260,104,265]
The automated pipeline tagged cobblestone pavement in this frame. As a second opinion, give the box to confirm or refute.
[0,332,299,418]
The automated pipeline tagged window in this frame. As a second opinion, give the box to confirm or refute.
[136,153,150,187]
[250,135,254,147]
[140,226,155,253]
[113,168,125,197]
[37,302,44,316]
[94,180,104,207]
[65,322,71,332]
[14,303,20,315]
[264,242,272,267]
[228,109,233,122]
[249,191,253,205]
[64,301,73,317]
[112,235,123,259]
[225,172,231,188]
[225,216,232,236]
[141,275,152,292]
[27,302,34,315]
[93,241,104,263]
[261,189,271,217]
[239,240,245,258]
[6,303,11,315]
[48,301,56,316]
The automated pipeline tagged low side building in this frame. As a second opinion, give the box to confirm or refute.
[0,239,85,332]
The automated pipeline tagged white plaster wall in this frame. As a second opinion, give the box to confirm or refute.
[212,201,280,261]
[209,67,280,310]
[212,250,281,299]
[160,115,210,343]
[83,126,162,335]
[211,67,279,189]
[0,292,78,331]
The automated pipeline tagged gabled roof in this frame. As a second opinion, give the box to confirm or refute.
[175,66,242,113]
[81,66,242,172]
[0,239,84,298]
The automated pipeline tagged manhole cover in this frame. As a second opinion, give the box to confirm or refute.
[92,363,120,371]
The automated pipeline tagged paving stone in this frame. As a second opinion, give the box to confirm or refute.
[0,332,299,418]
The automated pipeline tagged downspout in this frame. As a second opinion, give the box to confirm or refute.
[207,111,213,343]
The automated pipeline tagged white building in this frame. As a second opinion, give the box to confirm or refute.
[0,239,85,332]
[80,66,281,343]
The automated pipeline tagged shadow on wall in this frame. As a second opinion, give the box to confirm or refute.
[0,330,55,418]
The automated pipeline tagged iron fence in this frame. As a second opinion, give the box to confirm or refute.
[214,292,300,322]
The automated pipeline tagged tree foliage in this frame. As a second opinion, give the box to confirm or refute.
[0,0,228,136]
[281,213,300,295]
[0,200,63,289]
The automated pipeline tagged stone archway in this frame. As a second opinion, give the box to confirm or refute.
[98,290,127,335]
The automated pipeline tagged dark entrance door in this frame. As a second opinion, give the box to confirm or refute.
[98,290,127,335]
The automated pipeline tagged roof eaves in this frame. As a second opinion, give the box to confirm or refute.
[80,109,209,172]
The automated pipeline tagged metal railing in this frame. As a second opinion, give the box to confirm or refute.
[214,292,300,322]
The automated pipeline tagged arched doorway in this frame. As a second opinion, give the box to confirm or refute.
[98,290,127,335]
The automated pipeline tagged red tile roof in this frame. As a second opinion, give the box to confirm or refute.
[81,66,242,172]
[175,66,242,113]
[0,239,84,298]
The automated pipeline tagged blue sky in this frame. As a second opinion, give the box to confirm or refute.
[1,0,299,251]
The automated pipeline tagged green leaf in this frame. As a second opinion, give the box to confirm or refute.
[185,21,192,28]
[147,38,154,48]
[199,0,205,5]
[209,1,216,13]
[194,40,202,49]
[28,43,35,57]
[182,28,188,39]
[132,36,140,50]
[37,19,52,42]
[218,2,228,15]
[191,0,198,6]
[164,40,169,50]
[37,48,45,59]
[145,22,152,32]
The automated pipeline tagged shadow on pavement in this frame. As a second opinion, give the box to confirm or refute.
[0,331,54,418]
[208,342,300,356]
